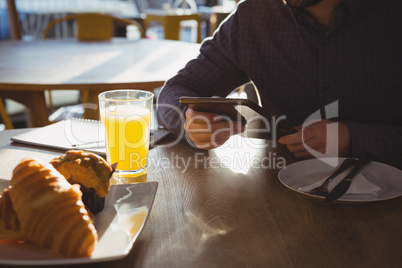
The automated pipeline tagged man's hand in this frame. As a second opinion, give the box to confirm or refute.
[278,120,351,158]
[184,108,245,150]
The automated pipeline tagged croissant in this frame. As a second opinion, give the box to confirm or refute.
[0,187,23,241]
[6,157,97,257]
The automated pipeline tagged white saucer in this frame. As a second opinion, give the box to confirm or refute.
[278,158,402,202]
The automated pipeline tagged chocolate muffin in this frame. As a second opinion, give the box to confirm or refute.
[50,150,114,214]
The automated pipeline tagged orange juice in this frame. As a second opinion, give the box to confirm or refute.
[102,105,151,172]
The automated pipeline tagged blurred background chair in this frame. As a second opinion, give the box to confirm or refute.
[3,0,143,40]
[230,82,261,106]
[0,0,21,129]
[198,3,235,36]
[0,97,13,129]
[141,0,202,43]
[42,12,144,41]
[5,0,21,40]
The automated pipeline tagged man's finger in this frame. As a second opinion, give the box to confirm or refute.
[187,121,244,142]
[278,131,301,145]
[185,108,221,123]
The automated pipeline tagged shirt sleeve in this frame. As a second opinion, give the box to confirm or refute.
[346,122,402,169]
[156,5,250,137]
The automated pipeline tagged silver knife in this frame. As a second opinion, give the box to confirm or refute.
[323,157,371,203]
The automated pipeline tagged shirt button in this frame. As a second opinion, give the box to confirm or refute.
[323,82,329,89]
[323,38,329,45]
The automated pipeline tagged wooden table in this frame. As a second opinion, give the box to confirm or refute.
[0,129,402,267]
[0,38,200,126]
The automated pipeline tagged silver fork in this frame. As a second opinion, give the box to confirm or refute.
[307,158,358,196]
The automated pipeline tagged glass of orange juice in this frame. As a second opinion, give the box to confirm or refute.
[99,90,154,178]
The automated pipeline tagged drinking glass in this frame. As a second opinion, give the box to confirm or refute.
[99,90,154,179]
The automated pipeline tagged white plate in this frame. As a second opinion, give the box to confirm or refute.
[278,158,402,202]
[0,182,158,266]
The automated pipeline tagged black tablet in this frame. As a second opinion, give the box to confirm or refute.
[179,97,297,140]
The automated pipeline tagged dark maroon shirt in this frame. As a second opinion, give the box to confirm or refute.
[157,0,402,168]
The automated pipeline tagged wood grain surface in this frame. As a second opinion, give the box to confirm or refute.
[0,129,401,268]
